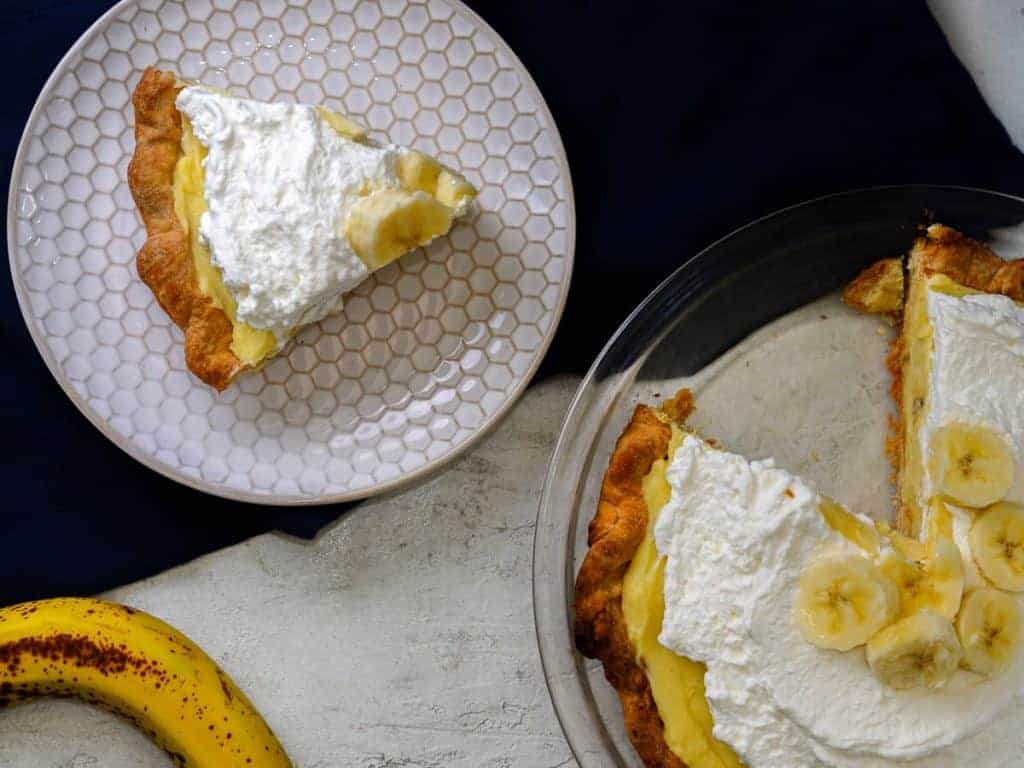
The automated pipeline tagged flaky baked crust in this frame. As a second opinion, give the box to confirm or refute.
[914,223,1024,300]
[842,257,904,315]
[574,391,694,768]
[127,67,245,391]
[885,336,912,535]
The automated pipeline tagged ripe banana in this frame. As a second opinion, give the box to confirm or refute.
[865,609,963,690]
[795,553,899,651]
[879,538,964,620]
[970,502,1024,591]
[0,598,292,768]
[956,588,1024,676]
[346,188,455,270]
[929,422,1015,509]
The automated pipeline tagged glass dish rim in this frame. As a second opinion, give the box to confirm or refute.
[532,184,1024,765]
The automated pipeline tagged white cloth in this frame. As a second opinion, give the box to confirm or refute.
[930,0,1024,154]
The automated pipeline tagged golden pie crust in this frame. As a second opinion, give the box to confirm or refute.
[912,223,1024,300]
[574,391,694,768]
[842,257,904,315]
[127,67,245,390]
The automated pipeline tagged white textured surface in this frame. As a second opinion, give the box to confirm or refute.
[930,0,1024,154]
[0,377,579,768]
[8,0,573,503]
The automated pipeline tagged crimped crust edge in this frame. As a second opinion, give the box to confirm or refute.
[573,392,695,768]
[127,67,245,391]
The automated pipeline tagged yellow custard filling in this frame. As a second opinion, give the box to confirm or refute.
[898,270,980,534]
[621,424,743,768]
[172,116,278,366]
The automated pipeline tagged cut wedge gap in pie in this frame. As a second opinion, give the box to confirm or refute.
[128,67,477,390]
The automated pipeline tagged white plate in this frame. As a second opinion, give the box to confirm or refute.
[8,0,574,504]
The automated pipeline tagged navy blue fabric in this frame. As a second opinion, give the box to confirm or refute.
[3,1,1024,603]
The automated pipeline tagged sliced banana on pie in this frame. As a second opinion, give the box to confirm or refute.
[795,553,900,651]
[866,609,963,690]
[956,588,1023,676]
[129,68,478,389]
[879,537,964,620]
[346,189,456,270]
[970,502,1024,591]
[928,422,1015,509]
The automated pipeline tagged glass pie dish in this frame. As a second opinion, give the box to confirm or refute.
[532,186,1024,766]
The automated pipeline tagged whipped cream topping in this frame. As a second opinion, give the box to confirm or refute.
[655,434,1024,768]
[176,86,402,338]
[922,288,1024,505]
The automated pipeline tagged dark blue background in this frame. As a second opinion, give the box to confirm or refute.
[4,1,1024,604]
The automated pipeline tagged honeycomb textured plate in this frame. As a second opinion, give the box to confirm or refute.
[8,0,573,504]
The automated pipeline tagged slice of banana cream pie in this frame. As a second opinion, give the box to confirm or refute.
[575,224,1024,768]
[128,68,476,389]
[884,224,1024,537]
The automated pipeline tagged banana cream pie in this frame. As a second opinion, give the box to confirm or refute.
[128,68,476,389]
[575,224,1024,767]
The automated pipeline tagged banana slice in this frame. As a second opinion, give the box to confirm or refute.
[956,588,1023,676]
[926,497,955,542]
[970,502,1024,591]
[345,188,454,270]
[315,106,368,141]
[866,610,963,690]
[929,422,1015,509]
[795,553,900,651]
[397,150,477,211]
[819,498,880,556]
[879,538,964,620]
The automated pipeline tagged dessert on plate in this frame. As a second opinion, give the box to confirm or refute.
[575,224,1024,767]
[128,67,476,390]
